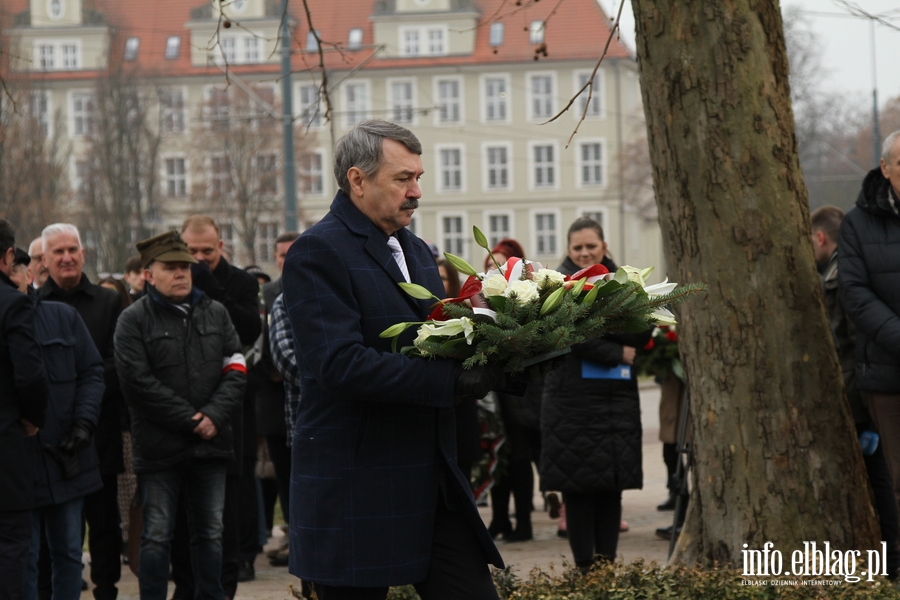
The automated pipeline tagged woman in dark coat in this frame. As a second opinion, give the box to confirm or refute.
[540,217,651,571]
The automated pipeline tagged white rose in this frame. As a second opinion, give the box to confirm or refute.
[534,268,565,287]
[504,279,540,304]
[481,274,508,297]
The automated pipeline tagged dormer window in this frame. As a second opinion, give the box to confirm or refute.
[489,22,504,47]
[348,28,363,50]
[124,38,140,61]
[47,0,64,20]
[165,36,181,59]
[529,20,544,44]
[399,26,447,57]
[306,31,320,51]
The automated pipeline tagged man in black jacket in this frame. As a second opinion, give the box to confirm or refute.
[114,231,246,600]
[39,223,124,600]
[840,130,900,509]
[0,219,49,600]
[176,216,261,593]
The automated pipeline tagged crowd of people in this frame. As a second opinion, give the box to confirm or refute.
[3,120,900,600]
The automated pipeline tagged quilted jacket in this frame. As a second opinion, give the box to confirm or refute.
[539,256,650,493]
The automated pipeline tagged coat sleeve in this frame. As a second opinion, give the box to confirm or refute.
[269,294,301,390]
[71,310,105,425]
[8,294,49,427]
[571,330,652,366]
[198,306,247,431]
[284,232,455,407]
[114,308,198,435]
[839,214,900,353]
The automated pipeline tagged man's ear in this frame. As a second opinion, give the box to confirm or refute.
[0,247,14,269]
[347,167,365,198]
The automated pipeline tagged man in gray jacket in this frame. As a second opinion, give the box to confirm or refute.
[114,231,246,600]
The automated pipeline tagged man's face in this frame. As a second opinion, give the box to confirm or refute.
[124,270,145,292]
[146,261,192,302]
[274,241,293,273]
[881,137,900,198]
[28,238,49,287]
[9,264,32,294]
[182,226,223,271]
[351,139,423,236]
[44,231,85,290]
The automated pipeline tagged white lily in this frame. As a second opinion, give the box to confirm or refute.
[643,278,678,298]
[415,317,476,345]
[650,307,678,326]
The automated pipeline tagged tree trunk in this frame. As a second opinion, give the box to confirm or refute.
[631,0,880,567]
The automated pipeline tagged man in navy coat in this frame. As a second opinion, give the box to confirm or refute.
[283,120,504,600]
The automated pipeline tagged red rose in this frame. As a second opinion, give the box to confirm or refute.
[643,339,655,351]
[665,330,678,342]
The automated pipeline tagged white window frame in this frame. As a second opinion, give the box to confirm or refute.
[124,37,140,61]
[489,22,504,47]
[348,28,363,49]
[297,82,322,128]
[159,86,186,134]
[30,91,51,138]
[299,150,325,196]
[204,86,231,130]
[574,70,605,119]
[165,36,181,59]
[398,26,448,57]
[482,141,513,192]
[343,80,370,127]
[71,156,89,198]
[529,20,545,44]
[438,212,468,260]
[256,221,279,263]
[401,28,420,56]
[388,77,416,125]
[577,207,608,230]
[34,39,81,71]
[483,211,514,250]
[163,155,188,197]
[433,76,463,126]
[435,144,465,194]
[70,90,95,137]
[528,140,559,191]
[531,209,561,259]
[527,71,556,121]
[481,74,510,124]
[208,154,234,198]
[244,36,260,63]
[576,138,606,189]
[407,213,420,238]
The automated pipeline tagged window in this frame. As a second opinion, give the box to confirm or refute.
[256,222,279,263]
[390,80,414,124]
[577,72,602,117]
[244,37,260,63]
[534,213,557,256]
[73,159,89,198]
[39,45,55,70]
[348,28,363,49]
[442,216,465,257]
[251,85,276,130]
[160,88,185,133]
[299,152,323,195]
[400,27,447,57]
[579,142,603,186]
[485,145,509,190]
[35,40,79,71]
[62,44,78,69]
[487,214,510,248]
[206,88,230,130]
[210,155,233,196]
[484,76,508,122]
[298,84,321,127]
[403,30,419,56]
[438,147,462,192]
[530,75,553,119]
[219,223,235,256]
[306,31,319,51]
[428,29,445,55]
[124,37,140,61]
[532,144,556,188]
[48,0,63,19]
[489,22,504,47]
[436,79,460,124]
[165,157,187,197]
[30,92,49,137]
[580,210,605,228]
[344,82,368,126]
[530,20,545,44]
[221,38,236,63]
[256,154,278,194]
[72,93,95,136]
[165,36,181,59]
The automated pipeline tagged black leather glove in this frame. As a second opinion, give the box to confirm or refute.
[190,261,226,301]
[44,444,82,479]
[58,419,94,453]
[454,364,506,402]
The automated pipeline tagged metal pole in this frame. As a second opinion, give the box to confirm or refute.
[870,20,881,168]
[280,0,298,232]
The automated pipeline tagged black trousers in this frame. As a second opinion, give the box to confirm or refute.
[563,490,621,568]
[489,420,540,530]
[84,474,121,600]
[862,429,900,577]
[0,509,32,600]
[265,435,291,525]
[312,499,498,600]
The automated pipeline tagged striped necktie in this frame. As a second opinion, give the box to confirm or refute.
[386,235,410,283]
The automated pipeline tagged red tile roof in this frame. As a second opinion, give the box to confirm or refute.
[2,0,630,81]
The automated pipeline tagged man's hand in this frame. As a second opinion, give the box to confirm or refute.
[454,364,505,402]
[192,412,218,440]
[58,419,93,453]
[621,346,637,365]
[21,419,39,437]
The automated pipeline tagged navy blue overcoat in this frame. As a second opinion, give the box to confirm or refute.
[283,191,503,587]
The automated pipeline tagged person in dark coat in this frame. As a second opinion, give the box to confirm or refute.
[9,248,106,600]
[114,231,247,600]
[840,129,900,509]
[0,221,49,600]
[39,223,124,600]
[284,120,504,600]
[540,217,650,572]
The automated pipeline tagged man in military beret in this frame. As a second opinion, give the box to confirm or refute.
[113,231,247,600]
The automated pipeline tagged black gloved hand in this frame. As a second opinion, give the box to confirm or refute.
[44,444,82,479]
[190,261,226,300]
[526,354,568,382]
[454,364,506,402]
[58,419,94,453]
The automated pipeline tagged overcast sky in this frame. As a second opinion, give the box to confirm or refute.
[596,0,900,108]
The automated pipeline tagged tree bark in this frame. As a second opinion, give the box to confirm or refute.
[632,0,879,567]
